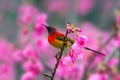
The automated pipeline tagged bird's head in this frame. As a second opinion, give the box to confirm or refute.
[42,24,56,34]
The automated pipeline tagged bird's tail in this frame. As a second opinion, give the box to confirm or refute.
[84,47,105,56]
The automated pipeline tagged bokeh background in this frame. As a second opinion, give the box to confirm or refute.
[0,0,119,41]
[0,0,120,80]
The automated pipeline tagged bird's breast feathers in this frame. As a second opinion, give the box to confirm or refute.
[48,32,64,48]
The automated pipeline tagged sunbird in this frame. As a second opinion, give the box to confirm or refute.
[42,24,105,56]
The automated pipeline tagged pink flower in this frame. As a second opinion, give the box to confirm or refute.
[45,0,69,15]
[13,50,23,62]
[76,35,88,46]
[64,66,81,80]
[76,0,95,15]
[34,13,47,36]
[67,35,88,63]
[22,60,43,75]
[22,44,38,60]
[76,28,82,32]
[88,73,108,80]
[66,23,82,33]
[88,73,100,80]
[56,63,82,80]
[17,44,44,76]
[21,72,34,80]
[0,39,15,80]
[67,27,74,33]
[67,27,82,33]
[61,56,73,66]
[0,39,14,62]
[34,37,49,53]
[0,63,15,80]
[17,26,30,45]
[68,47,82,63]
[18,4,38,24]
[108,58,118,68]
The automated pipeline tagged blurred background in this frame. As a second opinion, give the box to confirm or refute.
[0,0,120,80]
[0,0,119,41]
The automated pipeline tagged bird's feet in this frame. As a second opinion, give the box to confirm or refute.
[55,51,61,60]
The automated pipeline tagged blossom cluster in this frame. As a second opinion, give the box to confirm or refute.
[13,44,43,80]
[0,39,15,80]
[0,0,120,80]
[13,3,47,80]
[61,23,88,65]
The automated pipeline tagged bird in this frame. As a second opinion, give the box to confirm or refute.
[42,24,105,56]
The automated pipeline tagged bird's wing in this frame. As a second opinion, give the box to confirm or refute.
[56,36,74,44]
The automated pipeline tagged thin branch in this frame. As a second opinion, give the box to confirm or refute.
[51,30,69,80]
[43,74,52,78]
[55,51,61,60]
[43,30,69,80]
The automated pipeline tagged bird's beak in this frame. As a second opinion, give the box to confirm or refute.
[42,24,50,33]
[42,24,48,28]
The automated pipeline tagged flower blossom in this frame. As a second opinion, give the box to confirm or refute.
[21,72,34,80]
[56,62,82,80]
[13,44,44,80]
[45,0,69,15]
[0,39,15,80]
[88,73,108,80]
[18,4,38,24]
[61,56,73,66]
[68,35,88,64]
[22,60,43,75]
[33,13,47,36]
[76,0,95,15]
[66,23,81,33]
[62,23,88,65]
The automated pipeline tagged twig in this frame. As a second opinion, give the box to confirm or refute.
[43,74,52,78]
[51,30,69,80]
[43,30,69,80]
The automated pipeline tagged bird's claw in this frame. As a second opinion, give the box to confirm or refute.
[55,51,61,60]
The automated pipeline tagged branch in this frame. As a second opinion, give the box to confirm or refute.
[51,30,69,80]
[43,30,69,80]
[43,74,52,79]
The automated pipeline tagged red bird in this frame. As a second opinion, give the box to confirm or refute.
[43,24,105,56]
